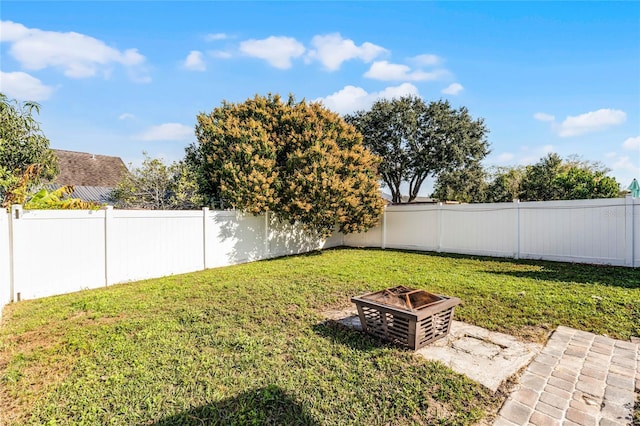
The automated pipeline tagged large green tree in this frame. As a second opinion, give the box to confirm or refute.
[431,163,487,203]
[346,96,489,203]
[483,166,526,203]
[486,153,620,202]
[0,93,58,206]
[110,153,203,210]
[190,94,384,237]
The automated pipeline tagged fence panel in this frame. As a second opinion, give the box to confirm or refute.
[0,213,11,310]
[343,223,383,247]
[518,199,627,265]
[268,215,330,258]
[205,211,266,268]
[11,209,107,300]
[384,205,439,250]
[108,210,204,284]
[632,198,640,267]
[633,199,640,268]
[439,203,517,258]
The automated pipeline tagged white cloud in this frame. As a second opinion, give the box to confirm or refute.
[209,50,232,59]
[0,20,150,82]
[441,83,464,95]
[136,123,193,141]
[315,83,419,115]
[205,33,228,42]
[239,36,305,69]
[183,50,206,71]
[558,108,626,137]
[307,33,387,71]
[613,155,640,176]
[622,136,640,151]
[118,113,135,120]
[601,152,640,187]
[533,112,555,122]
[364,61,448,81]
[410,54,442,66]
[0,71,54,101]
[0,20,29,41]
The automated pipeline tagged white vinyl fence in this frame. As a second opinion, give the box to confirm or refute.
[1,206,341,308]
[345,197,640,267]
[1,197,638,316]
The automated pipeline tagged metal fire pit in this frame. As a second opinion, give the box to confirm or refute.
[351,286,461,350]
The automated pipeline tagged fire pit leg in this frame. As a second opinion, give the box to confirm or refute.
[356,306,368,333]
[407,320,418,350]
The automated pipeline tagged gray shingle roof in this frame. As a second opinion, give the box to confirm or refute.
[52,149,128,187]
[45,184,114,203]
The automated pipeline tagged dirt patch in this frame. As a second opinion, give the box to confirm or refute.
[515,324,553,344]
[0,312,127,425]
[0,352,74,425]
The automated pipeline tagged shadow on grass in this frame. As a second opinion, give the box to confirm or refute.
[311,319,393,352]
[151,385,318,425]
[349,247,640,289]
[480,263,640,289]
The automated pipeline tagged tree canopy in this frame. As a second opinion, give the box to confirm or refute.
[346,96,489,203]
[482,153,620,202]
[0,93,58,206]
[189,94,384,237]
[110,153,203,210]
[431,163,487,203]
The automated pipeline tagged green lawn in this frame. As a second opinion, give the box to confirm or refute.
[1,248,639,425]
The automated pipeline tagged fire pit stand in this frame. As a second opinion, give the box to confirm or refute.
[351,286,461,350]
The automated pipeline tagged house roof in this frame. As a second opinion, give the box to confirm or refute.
[45,184,115,203]
[381,192,437,204]
[52,149,128,187]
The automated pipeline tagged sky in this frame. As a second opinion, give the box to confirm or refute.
[1,1,639,194]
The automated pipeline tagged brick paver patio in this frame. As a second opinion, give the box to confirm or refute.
[494,326,639,425]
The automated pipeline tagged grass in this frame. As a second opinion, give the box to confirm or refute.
[1,248,639,425]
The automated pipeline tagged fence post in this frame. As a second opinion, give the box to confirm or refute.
[437,202,443,252]
[202,207,209,270]
[382,206,387,249]
[513,199,520,260]
[103,205,113,286]
[9,205,22,302]
[264,211,270,259]
[625,195,634,267]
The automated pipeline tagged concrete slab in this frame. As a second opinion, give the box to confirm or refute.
[416,321,543,392]
[321,309,542,392]
[322,308,362,330]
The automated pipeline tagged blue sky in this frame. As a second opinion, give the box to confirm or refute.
[1,1,639,194]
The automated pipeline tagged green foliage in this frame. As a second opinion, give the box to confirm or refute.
[487,153,621,202]
[432,163,488,203]
[192,94,384,237]
[519,153,565,201]
[553,162,620,200]
[110,153,204,209]
[0,93,58,205]
[484,166,526,203]
[346,96,490,203]
[24,186,102,210]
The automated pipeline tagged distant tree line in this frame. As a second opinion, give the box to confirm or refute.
[433,152,620,203]
[114,94,621,221]
[1,89,621,227]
